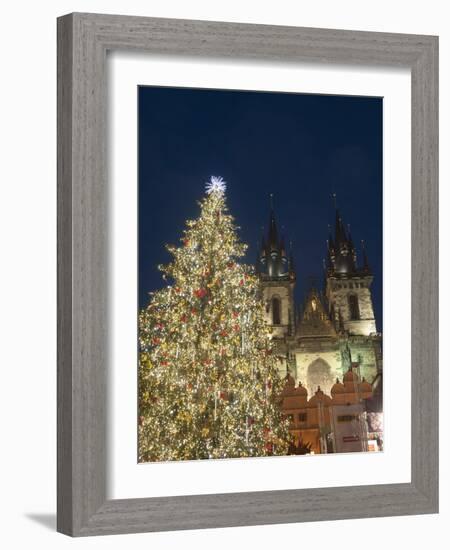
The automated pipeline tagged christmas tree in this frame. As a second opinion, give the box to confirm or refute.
[139,176,291,462]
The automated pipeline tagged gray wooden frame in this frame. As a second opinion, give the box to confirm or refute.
[57,12,438,537]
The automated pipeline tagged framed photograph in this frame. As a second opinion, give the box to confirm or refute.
[57,13,438,536]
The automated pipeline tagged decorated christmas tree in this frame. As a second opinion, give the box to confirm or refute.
[139,177,291,462]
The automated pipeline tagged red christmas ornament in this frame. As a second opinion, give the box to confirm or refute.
[232,311,239,318]
[180,314,187,322]
[194,288,207,298]
[191,308,198,315]
[160,361,168,366]
[151,337,161,346]
[227,261,235,269]
[183,238,190,247]
[219,391,226,399]
[233,324,240,332]
[266,380,272,390]
[220,330,228,337]
[239,279,244,286]
[265,442,273,453]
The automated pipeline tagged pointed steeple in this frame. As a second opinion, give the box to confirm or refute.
[267,194,279,251]
[327,195,357,274]
[325,196,377,335]
[335,209,347,245]
[257,195,293,280]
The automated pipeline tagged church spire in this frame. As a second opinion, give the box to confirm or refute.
[335,208,347,245]
[327,195,356,274]
[257,195,294,280]
[332,193,346,245]
[325,195,377,336]
[267,194,279,251]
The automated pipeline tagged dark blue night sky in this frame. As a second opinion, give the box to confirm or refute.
[138,86,383,330]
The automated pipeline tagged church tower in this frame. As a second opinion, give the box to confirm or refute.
[325,205,377,336]
[257,196,296,338]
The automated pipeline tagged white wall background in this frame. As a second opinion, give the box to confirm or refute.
[0,1,447,548]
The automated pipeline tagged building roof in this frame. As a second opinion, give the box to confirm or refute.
[325,199,372,277]
[257,196,295,280]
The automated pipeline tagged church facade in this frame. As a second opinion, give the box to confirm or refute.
[256,202,383,402]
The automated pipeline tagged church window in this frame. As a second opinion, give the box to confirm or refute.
[348,294,360,320]
[272,297,281,325]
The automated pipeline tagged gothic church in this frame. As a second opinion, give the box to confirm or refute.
[257,201,382,400]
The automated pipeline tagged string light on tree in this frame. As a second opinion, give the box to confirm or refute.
[139,177,291,462]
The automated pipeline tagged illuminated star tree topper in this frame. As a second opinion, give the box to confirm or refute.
[205,175,227,196]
